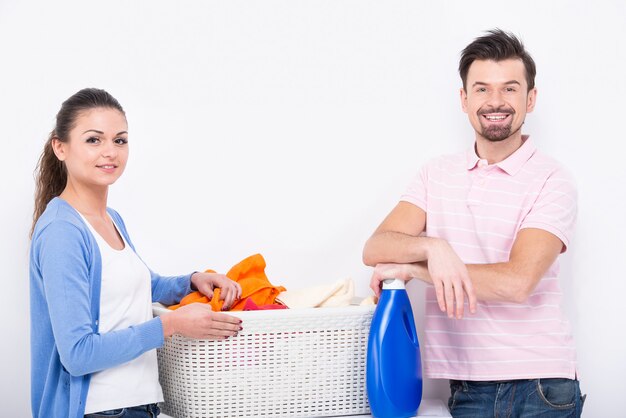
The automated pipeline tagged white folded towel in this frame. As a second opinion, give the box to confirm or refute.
[277,278,355,308]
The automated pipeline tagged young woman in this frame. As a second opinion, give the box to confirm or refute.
[30,88,243,418]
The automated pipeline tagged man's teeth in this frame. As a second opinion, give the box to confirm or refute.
[100,165,115,168]
[485,115,507,121]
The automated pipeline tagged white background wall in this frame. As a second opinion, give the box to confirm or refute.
[2,1,625,416]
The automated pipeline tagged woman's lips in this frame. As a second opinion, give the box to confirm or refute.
[97,164,117,173]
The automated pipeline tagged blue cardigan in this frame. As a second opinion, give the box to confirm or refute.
[29,197,192,418]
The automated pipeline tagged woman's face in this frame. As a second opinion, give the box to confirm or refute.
[54,107,129,190]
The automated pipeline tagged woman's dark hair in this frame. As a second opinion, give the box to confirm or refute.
[31,88,125,236]
[459,29,536,92]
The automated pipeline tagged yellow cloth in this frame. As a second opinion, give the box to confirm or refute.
[168,254,286,311]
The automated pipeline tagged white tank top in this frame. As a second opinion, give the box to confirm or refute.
[81,214,163,414]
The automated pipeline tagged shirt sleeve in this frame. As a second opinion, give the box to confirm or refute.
[399,164,428,211]
[36,220,164,377]
[150,271,193,305]
[520,166,578,252]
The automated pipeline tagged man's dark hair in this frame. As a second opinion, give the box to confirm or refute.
[459,29,536,92]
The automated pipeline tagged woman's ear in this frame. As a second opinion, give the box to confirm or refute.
[51,138,66,161]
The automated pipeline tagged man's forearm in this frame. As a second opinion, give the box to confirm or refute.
[411,261,539,303]
[363,231,434,266]
[468,229,562,303]
[365,234,534,303]
[467,263,543,303]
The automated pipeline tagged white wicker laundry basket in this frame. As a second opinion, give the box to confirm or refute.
[152,304,374,418]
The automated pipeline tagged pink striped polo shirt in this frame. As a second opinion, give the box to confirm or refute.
[400,136,578,381]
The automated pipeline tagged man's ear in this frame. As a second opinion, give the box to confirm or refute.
[526,88,537,113]
[460,87,468,113]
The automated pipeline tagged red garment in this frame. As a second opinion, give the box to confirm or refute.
[242,298,288,311]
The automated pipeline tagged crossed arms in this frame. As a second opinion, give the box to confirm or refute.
[362,201,563,319]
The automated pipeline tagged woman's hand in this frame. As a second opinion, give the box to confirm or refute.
[161,303,242,339]
[191,272,242,310]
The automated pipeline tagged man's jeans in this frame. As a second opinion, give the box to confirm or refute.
[84,403,160,418]
[448,378,585,417]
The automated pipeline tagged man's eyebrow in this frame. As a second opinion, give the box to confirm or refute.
[471,80,521,87]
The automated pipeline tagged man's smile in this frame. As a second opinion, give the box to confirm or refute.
[482,113,511,123]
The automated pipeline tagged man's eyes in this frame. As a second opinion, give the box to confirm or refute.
[474,87,517,93]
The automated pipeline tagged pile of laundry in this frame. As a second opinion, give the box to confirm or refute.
[168,253,375,312]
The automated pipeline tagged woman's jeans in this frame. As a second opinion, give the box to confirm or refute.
[448,378,585,417]
[84,403,160,418]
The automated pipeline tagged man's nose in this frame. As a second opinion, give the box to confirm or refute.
[485,90,507,109]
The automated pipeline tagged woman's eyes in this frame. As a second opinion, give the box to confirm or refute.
[85,136,128,144]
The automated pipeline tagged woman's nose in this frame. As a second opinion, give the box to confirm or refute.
[101,140,118,158]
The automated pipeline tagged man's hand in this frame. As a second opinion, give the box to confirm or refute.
[363,202,476,318]
[369,240,477,319]
[370,263,417,297]
[426,238,477,318]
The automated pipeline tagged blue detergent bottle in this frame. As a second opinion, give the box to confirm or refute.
[367,278,422,418]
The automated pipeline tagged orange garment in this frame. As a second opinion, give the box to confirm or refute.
[168,254,286,311]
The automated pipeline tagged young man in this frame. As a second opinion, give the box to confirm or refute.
[363,29,584,417]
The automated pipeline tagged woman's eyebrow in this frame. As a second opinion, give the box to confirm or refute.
[81,129,128,135]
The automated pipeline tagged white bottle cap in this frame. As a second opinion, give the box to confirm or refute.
[382,278,406,290]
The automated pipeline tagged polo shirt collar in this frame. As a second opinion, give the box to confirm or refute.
[466,135,537,176]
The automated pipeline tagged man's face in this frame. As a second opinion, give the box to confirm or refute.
[461,59,536,143]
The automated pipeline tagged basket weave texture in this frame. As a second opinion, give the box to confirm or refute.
[153,304,374,418]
